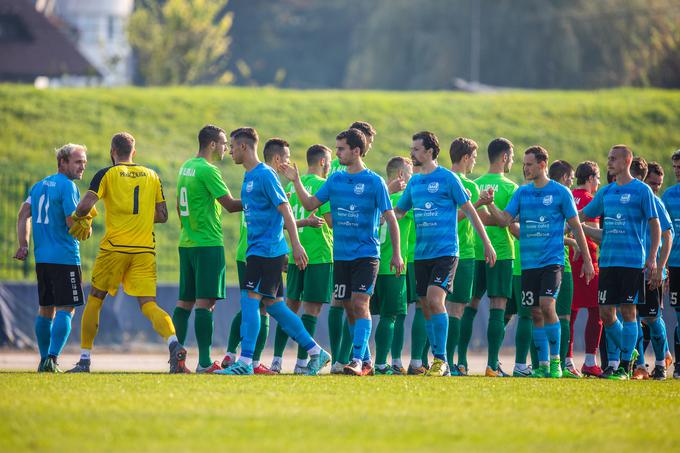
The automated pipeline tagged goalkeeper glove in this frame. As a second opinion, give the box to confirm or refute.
[68,206,98,241]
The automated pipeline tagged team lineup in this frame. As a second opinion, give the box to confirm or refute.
[15,120,680,380]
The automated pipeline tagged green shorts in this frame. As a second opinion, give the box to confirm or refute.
[556,271,573,316]
[179,246,226,301]
[505,275,531,317]
[237,260,246,288]
[472,259,513,299]
[446,258,475,303]
[286,263,333,304]
[406,262,418,303]
[370,274,407,316]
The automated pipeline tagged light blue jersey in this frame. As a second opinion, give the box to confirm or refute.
[582,179,658,269]
[29,173,80,265]
[662,183,680,267]
[396,166,469,260]
[241,163,289,258]
[315,169,391,260]
[505,180,577,270]
[645,195,673,279]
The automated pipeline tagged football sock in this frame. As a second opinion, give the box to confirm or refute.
[422,340,430,367]
[642,322,651,354]
[81,294,103,349]
[533,326,549,364]
[604,320,622,364]
[47,311,72,358]
[253,314,269,362]
[515,315,533,365]
[559,318,570,364]
[239,294,260,359]
[487,308,504,369]
[410,307,427,362]
[171,306,191,345]
[446,316,460,366]
[80,349,91,360]
[544,321,561,358]
[327,306,344,362]
[584,353,597,367]
[194,308,213,368]
[648,317,668,362]
[352,318,371,361]
[431,313,448,360]
[599,328,609,367]
[392,313,406,365]
[339,318,353,364]
[635,321,646,366]
[227,310,242,354]
[296,358,308,367]
[141,302,176,341]
[621,321,638,362]
[297,314,318,360]
[273,323,289,359]
[675,316,680,360]
[34,315,52,359]
[585,307,603,354]
[267,301,317,353]
[425,319,435,352]
[568,309,578,358]
[457,306,477,368]
[530,341,539,369]
[375,315,395,366]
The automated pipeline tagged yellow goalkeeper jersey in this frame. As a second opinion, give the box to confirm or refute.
[88,163,165,253]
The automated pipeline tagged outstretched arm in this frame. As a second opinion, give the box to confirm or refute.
[278,202,308,270]
[217,194,243,213]
[461,200,496,267]
[75,191,99,217]
[280,163,323,211]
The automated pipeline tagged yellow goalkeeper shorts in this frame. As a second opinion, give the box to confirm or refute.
[91,250,157,297]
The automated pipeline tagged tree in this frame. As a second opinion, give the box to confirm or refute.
[128,0,233,85]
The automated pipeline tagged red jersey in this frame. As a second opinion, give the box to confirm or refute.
[570,188,598,269]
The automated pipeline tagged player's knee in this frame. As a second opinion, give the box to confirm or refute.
[195,299,215,310]
[302,301,321,317]
[38,306,55,319]
[177,300,194,310]
[57,306,75,316]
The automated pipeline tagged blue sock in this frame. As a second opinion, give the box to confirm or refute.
[47,311,72,357]
[533,327,549,363]
[239,291,260,359]
[34,316,52,359]
[635,320,645,366]
[431,313,448,360]
[352,318,371,361]
[425,319,435,351]
[266,301,317,352]
[621,321,638,361]
[648,317,667,362]
[363,340,372,363]
[544,321,561,357]
[605,320,623,363]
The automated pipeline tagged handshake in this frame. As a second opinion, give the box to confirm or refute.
[478,187,495,206]
[68,207,98,241]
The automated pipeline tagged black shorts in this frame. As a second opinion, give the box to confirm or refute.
[638,280,661,318]
[36,263,84,307]
[333,258,379,300]
[521,265,563,308]
[414,256,458,297]
[242,254,287,299]
[597,267,644,306]
[668,267,680,311]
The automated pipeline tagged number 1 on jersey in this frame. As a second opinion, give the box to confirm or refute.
[132,185,140,215]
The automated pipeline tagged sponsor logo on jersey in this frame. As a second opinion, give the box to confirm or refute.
[620,193,631,204]
[427,182,439,193]
[354,183,365,195]
[543,195,553,206]
[246,180,254,193]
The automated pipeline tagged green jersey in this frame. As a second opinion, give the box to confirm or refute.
[456,172,480,260]
[378,191,413,275]
[407,219,416,263]
[563,245,571,272]
[474,173,518,260]
[177,157,230,247]
[286,174,333,264]
[329,158,346,175]
[236,212,247,262]
[512,238,521,276]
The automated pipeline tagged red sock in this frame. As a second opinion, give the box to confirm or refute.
[585,306,603,354]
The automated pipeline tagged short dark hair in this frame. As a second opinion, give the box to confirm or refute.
[306,144,332,166]
[386,156,412,178]
[630,156,648,180]
[413,131,440,159]
[672,149,680,161]
[575,160,599,185]
[647,161,664,178]
[230,127,259,145]
[111,132,135,157]
[263,138,289,163]
[548,160,573,182]
[198,124,225,149]
[349,121,376,140]
[487,138,513,163]
[336,128,367,156]
[450,137,478,164]
[524,145,549,163]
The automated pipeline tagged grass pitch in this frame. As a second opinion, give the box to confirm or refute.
[1,373,679,452]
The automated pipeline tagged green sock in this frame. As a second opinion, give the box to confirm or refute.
[253,314,269,362]
[487,308,505,369]
[273,323,289,358]
[457,306,477,368]
[227,310,242,354]
[422,340,430,367]
[560,318,570,365]
[447,316,460,366]
[375,315,395,366]
[328,306,344,362]
[337,317,353,364]
[410,307,427,361]
[297,314,318,360]
[515,315,533,365]
[530,337,539,369]
[194,308,213,368]
[172,306,191,345]
[391,313,406,364]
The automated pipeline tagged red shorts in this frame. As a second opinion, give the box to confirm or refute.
[570,258,599,309]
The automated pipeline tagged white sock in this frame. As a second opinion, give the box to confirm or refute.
[272,356,282,365]
[307,344,321,356]
[240,356,253,366]
[376,363,389,370]
[655,360,666,367]
[584,353,597,367]
[296,358,308,367]
[608,360,620,369]
[514,363,529,371]
[550,355,560,361]
[410,359,422,368]
[393,358,403,368]
[539,361,549,367]
[226,352,236,361]
[80,349,91,360]
[167,335,178,346]
[252,360,259,368]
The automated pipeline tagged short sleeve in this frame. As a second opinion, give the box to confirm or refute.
[582,186,605,219]
[561,187,578,219]
[641,185,658,221]
[203,165,230,200]
[504,187,521,218]
[396,178,413,212]
[156,175,166,203]
[62,181,79,216]
[315,176,332,204]
[449,174,470,206]
[88,167,110,199]
[468,181,480,204]
[375,176,392,213]
[656,198,672,232]
[263,170,289,207]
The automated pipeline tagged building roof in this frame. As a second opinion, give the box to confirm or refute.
[0,0,99,81]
